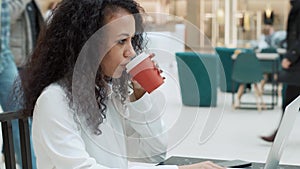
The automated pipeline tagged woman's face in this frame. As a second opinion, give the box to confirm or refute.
[101,9,136,78]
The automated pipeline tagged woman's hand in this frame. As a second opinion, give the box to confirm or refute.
[178,161,225,169]
[130,53,164,101]
[131,80,146,100]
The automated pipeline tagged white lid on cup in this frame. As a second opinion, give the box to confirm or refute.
[126,52,149,72]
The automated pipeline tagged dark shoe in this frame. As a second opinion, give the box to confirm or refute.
[260,130,277,142]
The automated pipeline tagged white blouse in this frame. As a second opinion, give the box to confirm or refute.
[32,84,177,169]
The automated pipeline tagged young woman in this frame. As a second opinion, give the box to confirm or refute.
[20,0,224,168]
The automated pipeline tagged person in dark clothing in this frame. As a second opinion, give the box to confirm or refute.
[261,0,300,142]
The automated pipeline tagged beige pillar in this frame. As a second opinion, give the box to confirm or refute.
[185,0,200,50]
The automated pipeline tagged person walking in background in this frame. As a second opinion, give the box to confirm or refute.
[261,0,300,142]
[8,0,44,69]
[0,0,25,167]
[4,0,44,168]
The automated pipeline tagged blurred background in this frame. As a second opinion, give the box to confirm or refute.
[136,0,289,50]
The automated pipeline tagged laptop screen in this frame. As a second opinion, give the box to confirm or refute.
[264,95,300,169]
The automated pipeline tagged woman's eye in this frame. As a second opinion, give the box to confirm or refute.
[118,39,127,45]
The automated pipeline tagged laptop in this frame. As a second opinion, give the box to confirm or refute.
[158,95,300,168]
[263,95,300,169]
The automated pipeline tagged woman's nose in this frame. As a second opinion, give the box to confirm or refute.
[125,42,136,59]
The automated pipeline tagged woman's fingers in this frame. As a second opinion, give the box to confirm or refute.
[149,53,155,58]
[185,161,225,169]
[131,80,142,89]
[148,52,165,80]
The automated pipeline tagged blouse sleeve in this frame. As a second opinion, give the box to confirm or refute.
[125,90,170,164]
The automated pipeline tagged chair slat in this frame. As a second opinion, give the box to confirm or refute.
[2,120,17,169]
[19,118,33,169]
[1,111,33,168]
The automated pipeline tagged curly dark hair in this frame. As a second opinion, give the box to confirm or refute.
[20,0,146,134]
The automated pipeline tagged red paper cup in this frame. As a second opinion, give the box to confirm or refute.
[126,52,164,93]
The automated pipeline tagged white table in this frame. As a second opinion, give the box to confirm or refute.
[256,53,280,60]
[277,48,287,55]
[231,53,279,60]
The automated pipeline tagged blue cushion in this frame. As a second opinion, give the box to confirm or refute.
[176,52,218,107]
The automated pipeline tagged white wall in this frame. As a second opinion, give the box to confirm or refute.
[146,24,185,77]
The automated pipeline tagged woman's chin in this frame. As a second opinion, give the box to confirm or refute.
[111,72,122,78]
